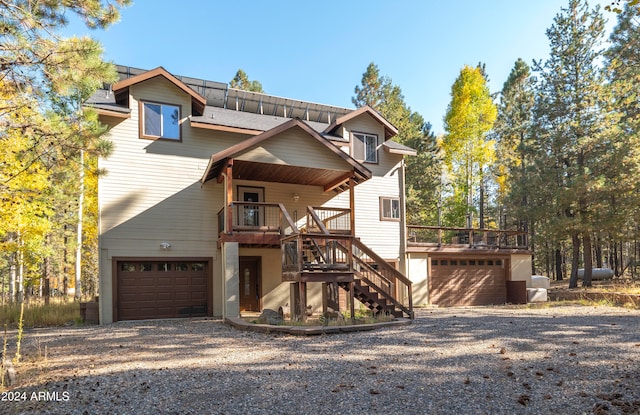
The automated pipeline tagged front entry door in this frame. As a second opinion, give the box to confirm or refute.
[239,257,261,312]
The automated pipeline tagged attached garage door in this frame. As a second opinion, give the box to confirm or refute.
[116,260,210,321]
[429,257,506,306]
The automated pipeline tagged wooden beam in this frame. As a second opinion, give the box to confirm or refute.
[323,171,352,193]
[226,160,234,234]
[299,281,307,322]
[349,281,355,322]
[349,177,356,235]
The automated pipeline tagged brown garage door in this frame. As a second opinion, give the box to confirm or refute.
[117,260,209,321]
[429,257,506,306]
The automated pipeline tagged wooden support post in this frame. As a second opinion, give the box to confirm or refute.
[349,177,356,235]
[322,282,328,315]
[349,281,355,322]
[290,283,300,321]
[225,160,234,233]
[299,281,307,322]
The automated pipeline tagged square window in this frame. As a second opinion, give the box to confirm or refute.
[380,197,400,221]
[141,101,181,140]
[353,133,378,163]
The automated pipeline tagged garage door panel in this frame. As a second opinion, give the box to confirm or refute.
[117,260,209,321]
[191,292,206,301]
[429,257,506,307]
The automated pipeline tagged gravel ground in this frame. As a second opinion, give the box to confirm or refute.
[2,305,640,415]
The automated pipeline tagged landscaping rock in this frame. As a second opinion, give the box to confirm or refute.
[257,309,283,325]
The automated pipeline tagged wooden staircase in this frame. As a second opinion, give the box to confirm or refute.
[281,206,413,319]
[338,280,404,317]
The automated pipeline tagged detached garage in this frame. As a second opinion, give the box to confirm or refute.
[429,255,508,307]
[114,259,212,321]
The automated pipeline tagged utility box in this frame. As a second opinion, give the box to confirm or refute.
[506,280,527,304]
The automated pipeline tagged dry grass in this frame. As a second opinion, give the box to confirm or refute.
[550,278,640,294]
[0,299,80,328]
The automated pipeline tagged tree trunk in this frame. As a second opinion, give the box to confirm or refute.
[582,233,593,287]
[9,252,16,302]
[619,241,624,278]
[594,235,603,268]
[17,244,24,303]
[44,254,51,305]
[613,242,620,277]
[63,228,69,299]
[75,150,85,301]
[530,221,536,274]
[555,248,563,281]
[569,233,580,288]
[479,169,485,229]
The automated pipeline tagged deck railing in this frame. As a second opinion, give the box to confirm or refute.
[305,206,351,234]
[407,225,529,249]
[217,202,298,237]
[282,233,353,277]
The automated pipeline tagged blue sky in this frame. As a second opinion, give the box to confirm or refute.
[64,0,617,135]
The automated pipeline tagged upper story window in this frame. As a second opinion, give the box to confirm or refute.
[140,101,181,140]
[353,132,378,163]
[380,197,400,221]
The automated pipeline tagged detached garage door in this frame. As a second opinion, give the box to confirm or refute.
[116,260,210,321]
[429,257,506,306]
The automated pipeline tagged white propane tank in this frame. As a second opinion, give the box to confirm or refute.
[577,268,614,280]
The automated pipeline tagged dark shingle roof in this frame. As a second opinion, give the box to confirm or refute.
[85,88,130,114]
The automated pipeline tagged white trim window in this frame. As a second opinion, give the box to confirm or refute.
[380,197,400,221]
[141,101,181,140]
[353,132,378,163]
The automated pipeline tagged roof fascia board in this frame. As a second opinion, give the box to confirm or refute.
[323,105,398,139]
[113,66,207,112]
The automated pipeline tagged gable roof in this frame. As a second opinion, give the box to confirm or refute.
[323,105,398,139]
[112,66,207,116]
[201,118,371,192]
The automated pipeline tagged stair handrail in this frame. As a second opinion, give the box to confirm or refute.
[278,203,300,237]
[306,206,330,235]
[332,238,413,318]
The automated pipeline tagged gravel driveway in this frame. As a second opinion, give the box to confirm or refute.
[3,305,640,415]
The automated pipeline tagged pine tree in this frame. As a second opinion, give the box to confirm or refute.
[352,63,441,225]
[531,0,609,287]
[492,58,536,270]
[0,0,129,301]
[603,4,640,277]
[229,69,264,93]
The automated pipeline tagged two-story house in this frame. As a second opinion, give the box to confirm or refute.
[89,66,415,323]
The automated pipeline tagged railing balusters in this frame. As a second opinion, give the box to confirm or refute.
[407,225,529,250]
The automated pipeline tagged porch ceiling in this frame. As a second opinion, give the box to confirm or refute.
[214,159,366,192]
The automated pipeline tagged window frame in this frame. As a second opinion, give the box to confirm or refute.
[352,131,379,164]
[139,100,182,141]
[379,196,401,222]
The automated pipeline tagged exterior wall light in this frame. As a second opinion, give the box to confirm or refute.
[160,241,171,250]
